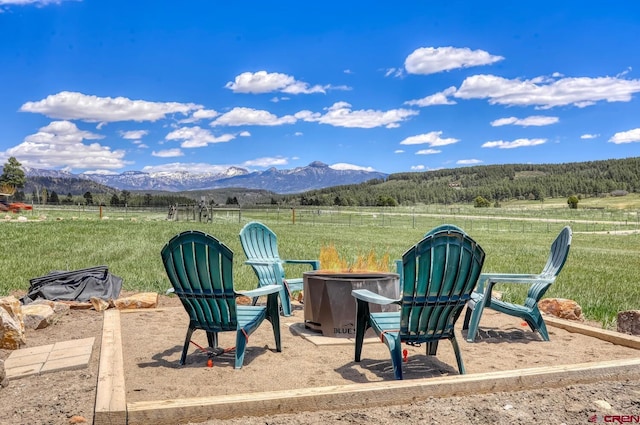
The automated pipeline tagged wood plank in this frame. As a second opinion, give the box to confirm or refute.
[127,357,640,425]
[545,316,640,349]
[94,309,127,425]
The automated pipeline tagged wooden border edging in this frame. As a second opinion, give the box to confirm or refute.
[545,316,640,349]
[94,309,127,425]
[126,358,640,425]
[95,308,640,424]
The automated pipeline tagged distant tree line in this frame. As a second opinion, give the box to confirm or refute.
[277,157,640,207]
[9,156,640,208]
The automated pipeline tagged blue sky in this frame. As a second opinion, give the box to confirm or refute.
[1,1,640,177]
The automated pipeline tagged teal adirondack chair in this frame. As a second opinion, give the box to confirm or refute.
[352,227,486,380]
[239,221,320,316]
[161,230,282,368]
[462,226,572,342]
[394,224,466,287]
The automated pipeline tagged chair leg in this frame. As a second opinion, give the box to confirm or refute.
[180,327,195,366]
[266,293,282,352]
[387,336,403,380]
[426,341,439,356]
[354,300,370,362]
[206,331,218,349]
[464,298,487,343]
[531,309,550,341]
[279,286,293,316]
[450,336,466,374]
[235,328,249,369]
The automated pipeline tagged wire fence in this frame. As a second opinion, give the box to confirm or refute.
[27,204,640,235]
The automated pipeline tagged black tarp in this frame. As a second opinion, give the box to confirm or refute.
[21,265,123,304]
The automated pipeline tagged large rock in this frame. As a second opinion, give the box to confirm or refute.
[22,304,56,330]
[21,300,70,330]
[0,296,25,350]
[538,298,584,321]
[617,310,640,336]
[0,358,7,388]
[113,292,158,309]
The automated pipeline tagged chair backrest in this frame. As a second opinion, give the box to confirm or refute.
[239,221,284,286]
[540,226,572,278]
[424,224,465,237]
[400,229,485,342]
[161,230,239,332]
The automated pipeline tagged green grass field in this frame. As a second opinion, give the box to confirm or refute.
[1,201,638,329]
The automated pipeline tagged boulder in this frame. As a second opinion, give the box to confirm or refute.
[22,299,71,329]
[538,298,584,321]
[90,297,111,312]
[31,299,71,315]
[617,310,640,336]
[113,292,158,309]
[0,358,8,388]
[22,304,56,330]
[0,296,25,350]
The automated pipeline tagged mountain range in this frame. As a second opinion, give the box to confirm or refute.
[23,161,388,194]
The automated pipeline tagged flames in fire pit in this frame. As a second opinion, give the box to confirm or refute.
[318,244,391,273]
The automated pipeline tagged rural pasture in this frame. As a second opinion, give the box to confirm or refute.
[1,197,638,328]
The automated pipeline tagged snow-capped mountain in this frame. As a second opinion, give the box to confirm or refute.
[23,162,387,194]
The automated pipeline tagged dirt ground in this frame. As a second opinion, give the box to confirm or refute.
[1,293,639,425]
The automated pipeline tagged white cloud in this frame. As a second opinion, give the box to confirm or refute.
[330,163,375,171]
[239,131,251,137]
[580,133,599,139]
[165,126,237,148]
[490,115,559,127]
[4,120,128,170]
[20,91,201,122]
[482,138,547,149]
[400,131,459,146]
[270,96,291,103]
[405,87,457,107]
[294,132,303,136]
[212,107,297,127]
[457,159,483,165]
[455,74,640,109]
[0,0,77,5]
[179,108,219,123]
[242,157,288,167]
[152,149,183,157]
[120,130,149,140]
[384,67,404,78]
[411,165,425,170]
[225,71,349,94]
[394,149,404,154]
[609,128,640,144]
[416,149,441,155]
[405,46,504,75]
[298,102,418,129]
[343,69,353,74]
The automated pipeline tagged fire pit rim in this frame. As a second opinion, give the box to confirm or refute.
[302,270,399,280]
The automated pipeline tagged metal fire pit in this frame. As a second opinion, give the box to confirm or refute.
[303,271,400,338]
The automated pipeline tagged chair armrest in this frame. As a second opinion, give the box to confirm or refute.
[352,289,400,305]
[237,284,281,299]
[244,258,280,266]
[476,273,555,301]
[283,259,320,270]
[481,273,554,286]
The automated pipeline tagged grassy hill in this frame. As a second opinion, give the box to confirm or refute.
[19,156,640,207]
